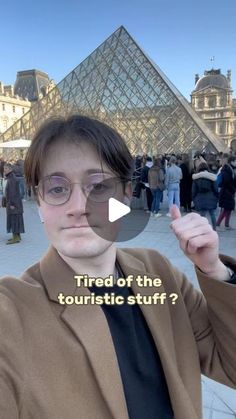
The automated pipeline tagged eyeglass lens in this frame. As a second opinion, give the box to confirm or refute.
[39,174,118,205]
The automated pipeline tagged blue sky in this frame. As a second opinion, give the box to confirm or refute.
[1,0,236,100]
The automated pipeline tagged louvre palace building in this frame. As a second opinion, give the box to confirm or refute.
[0,69,51,135]
[0,27,234,156]
[191,69,236,149]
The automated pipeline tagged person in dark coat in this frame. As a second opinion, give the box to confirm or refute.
[140,156,153,212]
[148,158,165,217]
[13,159,26,200]
[216,155,236,229]
[192,162,219,230]
[180,155,193,212]
[4,163,25,244]
[0,159,4,178]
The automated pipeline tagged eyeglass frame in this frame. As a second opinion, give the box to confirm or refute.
[35,173,129,206]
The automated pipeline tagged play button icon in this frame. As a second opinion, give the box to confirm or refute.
[85,176,150,242]
[108,198,131,222]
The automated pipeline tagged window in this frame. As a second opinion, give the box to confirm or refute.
[22,107,25,114]
[13,105,15,112]
[2,103,5,111]
[198,97,204,109]
[221,96,227,107]
[208,96,216,108]
[2,119,8,131]
[207,121,216,132]
[218,122,226,134]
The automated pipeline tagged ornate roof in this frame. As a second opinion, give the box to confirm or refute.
[14,69,50,101]
[194,69,230,92]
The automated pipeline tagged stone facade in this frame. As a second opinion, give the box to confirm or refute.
[191,69,236,148]
[0,82,31,134]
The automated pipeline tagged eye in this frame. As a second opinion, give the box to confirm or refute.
[48,186,69,195]
[86,183,108,194]
[93,183,107,191]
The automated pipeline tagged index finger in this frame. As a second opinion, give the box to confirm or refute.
[170,205,181,220]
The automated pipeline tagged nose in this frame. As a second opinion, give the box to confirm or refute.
[65,183,88,217]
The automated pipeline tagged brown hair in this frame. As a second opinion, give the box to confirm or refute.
[24,114,134,195]
[153,157,162,168]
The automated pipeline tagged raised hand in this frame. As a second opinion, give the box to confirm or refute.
[170,205,229,281]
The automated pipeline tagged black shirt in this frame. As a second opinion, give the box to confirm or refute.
[89,273,173,419]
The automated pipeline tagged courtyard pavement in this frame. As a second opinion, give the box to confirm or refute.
[0,196,236,418]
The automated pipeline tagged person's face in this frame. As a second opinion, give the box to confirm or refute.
[38,140,131,259]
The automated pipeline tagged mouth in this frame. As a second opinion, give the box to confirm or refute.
[64,225,92,229]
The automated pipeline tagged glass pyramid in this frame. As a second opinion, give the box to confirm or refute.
[0,26,226,154]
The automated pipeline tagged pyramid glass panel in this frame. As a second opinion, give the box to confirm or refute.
[0,26,226,155]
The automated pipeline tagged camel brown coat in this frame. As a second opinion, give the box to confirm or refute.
[0,246,236,419]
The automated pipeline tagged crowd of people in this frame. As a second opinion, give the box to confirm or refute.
[133,151,236,230]
[0,150,236,245]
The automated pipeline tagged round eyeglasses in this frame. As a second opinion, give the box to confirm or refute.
[36,174,125,206]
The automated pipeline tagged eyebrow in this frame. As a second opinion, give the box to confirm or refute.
[45,169,113,177]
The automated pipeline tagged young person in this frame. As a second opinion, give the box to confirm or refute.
[3,162,25,244]
[165,156,182,216]
[216,155,236,229]
[0,115,236,419]
[148,157,165,217]
[140,156,153,212]
[192,162,219,230]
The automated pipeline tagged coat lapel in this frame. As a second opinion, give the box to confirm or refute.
[40,247,129,419]
[117,248,199,419]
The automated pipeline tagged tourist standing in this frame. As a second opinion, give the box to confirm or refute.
[0,159,4,178]
[192,163,218,230]
[216,155,236,229]
[180,155,193,212]
[148,158,165,217]
[140,156,153,212]
[165,156,182,216]
[4,163,25,244]
[13,159,26,200]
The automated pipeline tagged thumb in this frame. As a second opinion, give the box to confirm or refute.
[170,204,181,220]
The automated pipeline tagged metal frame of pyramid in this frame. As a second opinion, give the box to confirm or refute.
[0,26,227,155]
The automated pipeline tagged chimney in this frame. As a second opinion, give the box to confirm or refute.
[4,85,14,97]
[227,70,231,85]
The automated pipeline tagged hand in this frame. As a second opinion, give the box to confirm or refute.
[10,205,15,210]
[170,205,229,281]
